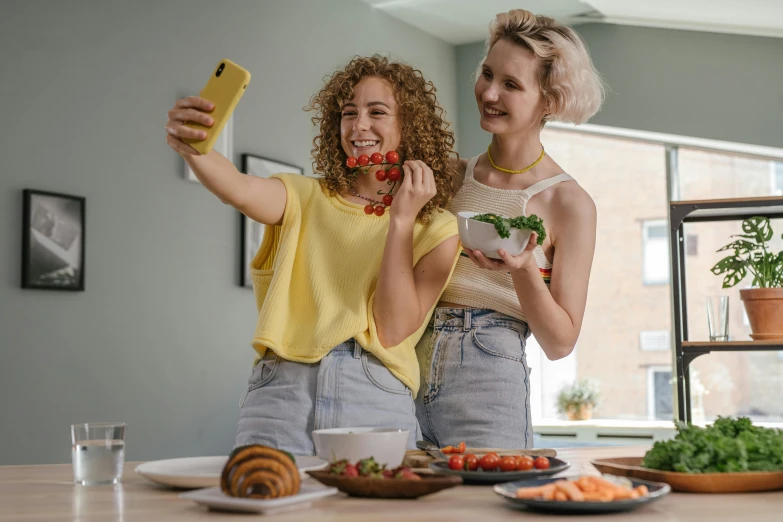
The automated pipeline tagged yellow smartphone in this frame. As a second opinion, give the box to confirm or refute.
[183,59,251,155]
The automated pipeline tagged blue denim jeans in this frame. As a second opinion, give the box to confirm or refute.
[235,340,421,455]
[415,307,533,449]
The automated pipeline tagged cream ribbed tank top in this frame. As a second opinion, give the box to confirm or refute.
[441,155,575,322]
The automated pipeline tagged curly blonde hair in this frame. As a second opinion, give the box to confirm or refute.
[306,55,459,223]
[481,10,605,125]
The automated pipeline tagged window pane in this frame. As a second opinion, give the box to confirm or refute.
[682,219,783,337]
[644,237,669,284]
[538,128,669,421]
[653,370,673,420]
[775,162,783,195]
[526,335,577,419]
[645,224,667,239]
[678,148,783,423]
[678,147,776,200]
[689,352,783,423]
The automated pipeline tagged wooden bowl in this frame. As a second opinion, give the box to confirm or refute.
[591,457,783,493]
[306,470,462,499]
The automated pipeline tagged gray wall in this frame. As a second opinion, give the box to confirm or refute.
[456,23,783,156]
[0,0,456,465]
[455,42,489,159]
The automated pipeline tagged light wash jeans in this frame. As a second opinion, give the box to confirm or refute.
[415,307,533,449]
[235,339,420,455]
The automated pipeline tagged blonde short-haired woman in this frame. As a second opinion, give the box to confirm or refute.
[415,9,605,449]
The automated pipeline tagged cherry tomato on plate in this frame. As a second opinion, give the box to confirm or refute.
[448,455,464,471]
[534,457,550,470]
[515,455,535,471]
[499,456,517,472]
[463,454,479,471]
[479,454,500,471]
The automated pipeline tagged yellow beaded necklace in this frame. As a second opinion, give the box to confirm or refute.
[487,144,546,174]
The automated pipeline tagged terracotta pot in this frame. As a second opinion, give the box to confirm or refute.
[740,288,783,340]
[566,404,593,421]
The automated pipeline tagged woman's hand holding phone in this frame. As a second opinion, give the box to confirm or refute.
[165,97,215,156]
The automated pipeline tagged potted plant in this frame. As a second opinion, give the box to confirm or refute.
[710,216,783,340]
[557,379,599,421]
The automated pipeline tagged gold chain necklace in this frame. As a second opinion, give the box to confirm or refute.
[487,144,545,174]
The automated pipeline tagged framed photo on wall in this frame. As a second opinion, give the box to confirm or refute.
[22,189,86,291]
[240,154,304,288]
[184,115,234,182]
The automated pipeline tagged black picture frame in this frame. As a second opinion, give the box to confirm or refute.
[21,189,86,291]
[239,155,304,288]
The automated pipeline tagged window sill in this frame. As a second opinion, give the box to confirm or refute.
[533,419,676,446]
[533,418,783,447]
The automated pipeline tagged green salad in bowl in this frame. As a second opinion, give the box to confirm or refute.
[457,212,546,260]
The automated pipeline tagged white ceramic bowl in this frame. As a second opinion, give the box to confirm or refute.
[312,427,409,467]
[457,211,532,260]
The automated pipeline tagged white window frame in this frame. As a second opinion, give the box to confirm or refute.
[647,366,674,421]
[772,161,783,196]
[642,220,670,285]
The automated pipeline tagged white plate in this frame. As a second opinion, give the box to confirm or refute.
[180,484,338,515]
[135,455,327,489]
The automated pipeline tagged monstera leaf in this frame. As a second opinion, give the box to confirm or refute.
[740,215,773,243]
[710,216,783,289]
[710,256,747,288]
[715,238,760,255]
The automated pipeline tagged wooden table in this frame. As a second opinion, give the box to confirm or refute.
[1,446,781,521]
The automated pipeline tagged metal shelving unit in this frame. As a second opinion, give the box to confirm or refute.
[669,196,783,423]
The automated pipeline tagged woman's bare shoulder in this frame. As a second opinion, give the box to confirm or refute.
[551,178,596,224]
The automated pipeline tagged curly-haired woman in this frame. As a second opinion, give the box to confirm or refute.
[415,10,605,449]
[165,56,461,454]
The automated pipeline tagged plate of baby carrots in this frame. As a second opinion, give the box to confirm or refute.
[493,474,670,514]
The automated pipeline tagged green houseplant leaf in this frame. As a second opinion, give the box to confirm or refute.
[710,257,747,287]
[741,215,773,243]
[710,216,783,289]
[715,238,760,256]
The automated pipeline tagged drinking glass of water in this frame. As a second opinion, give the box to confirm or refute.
[71,422,126,485]
[706,295,730,342]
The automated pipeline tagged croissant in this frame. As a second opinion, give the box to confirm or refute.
[220,444,300,499]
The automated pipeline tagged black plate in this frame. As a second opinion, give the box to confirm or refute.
[493,476,671,514]
[429,457,570,485]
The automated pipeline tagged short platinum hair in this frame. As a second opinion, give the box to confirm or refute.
[478,9,605,125]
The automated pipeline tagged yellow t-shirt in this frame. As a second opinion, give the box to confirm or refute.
[249,173,459,395]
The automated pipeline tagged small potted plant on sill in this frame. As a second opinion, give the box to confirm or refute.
[557,379,599,421]
[710,216,783,340]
